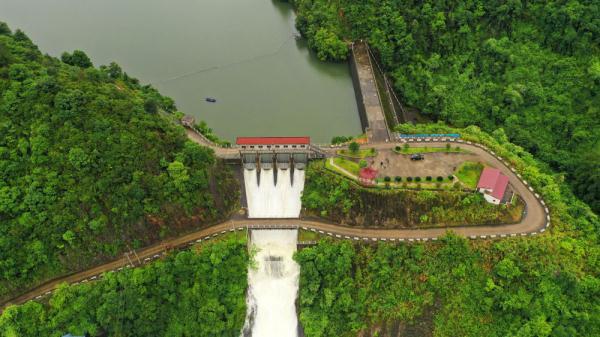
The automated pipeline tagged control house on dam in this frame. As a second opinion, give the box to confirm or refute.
[237,136,314,173]
[237,136,324,219]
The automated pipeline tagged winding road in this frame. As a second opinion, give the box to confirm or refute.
[0,135,550,312]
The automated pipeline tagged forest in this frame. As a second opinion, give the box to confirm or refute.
[0,23,240,300]
[302,162,521,228]
[296,124,599,337]
[0,238,249,337]
[290,0,600,213]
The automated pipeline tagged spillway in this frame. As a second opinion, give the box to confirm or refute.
[241,229,299,337]
[243,168,304,218]
[241,165,305,336]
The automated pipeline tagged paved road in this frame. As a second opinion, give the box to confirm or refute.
[185,130,548,239]
[185,128,239,159]
[1,139,548,311]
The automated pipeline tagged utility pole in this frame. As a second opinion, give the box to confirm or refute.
[124,252,134,267]
[126,244,142,265]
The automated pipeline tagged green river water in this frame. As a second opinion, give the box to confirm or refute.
[0,0,361,142]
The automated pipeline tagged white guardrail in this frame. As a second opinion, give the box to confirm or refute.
[30,138,551,302]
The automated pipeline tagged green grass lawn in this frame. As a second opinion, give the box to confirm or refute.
[330,157,361,176]
[337,148,378,158]
[375,176,457,189]
[298,229,324,241]
[393,145,467,154]
[191,229,247,250]
[455,161,484,189]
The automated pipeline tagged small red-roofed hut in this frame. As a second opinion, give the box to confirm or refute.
[477,167,510,204]
[359,167,378,185]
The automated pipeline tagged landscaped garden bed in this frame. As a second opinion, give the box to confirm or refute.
[328,157,361,176]
[455,161,484,189]
[337,148,378,159]
[393,143,467,154]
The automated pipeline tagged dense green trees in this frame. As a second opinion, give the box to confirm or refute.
[61,50,93,69]
[0,24,239,300]
[291,0,600,213]
[297,232,599,337]
[0,238,249,337]
[297,123,599,336]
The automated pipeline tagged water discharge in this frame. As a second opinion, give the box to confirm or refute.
[244,169,305,218]
[242,229,300,337]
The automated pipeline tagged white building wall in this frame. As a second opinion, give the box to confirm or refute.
[483,193,501,205]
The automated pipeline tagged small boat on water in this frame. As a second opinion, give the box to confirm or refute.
[205,97,217,103]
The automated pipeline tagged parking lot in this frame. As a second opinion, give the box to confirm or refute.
[367,149,480,177]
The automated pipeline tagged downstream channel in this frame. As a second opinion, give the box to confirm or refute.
[0,0,361,142]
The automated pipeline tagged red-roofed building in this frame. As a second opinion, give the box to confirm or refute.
[236,137,310,150]
[477,167,510,205]
[359,167,378,185]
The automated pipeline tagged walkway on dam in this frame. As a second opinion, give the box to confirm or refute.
[185,128,239,159]
[351,41,391,143]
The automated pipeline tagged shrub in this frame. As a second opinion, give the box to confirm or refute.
[448,175,454,180]
[359,159,368,168]
[384,176,391,182]
[407,177,413,182]
[395,146,401,152]
[403,143,409,151]
[415,177,422,182]
[426,176,432,181]
[331,135,352,145]
[394,176,402,182]
[437,176,444,182]
[349,141,360,154]
[446,143,451,150]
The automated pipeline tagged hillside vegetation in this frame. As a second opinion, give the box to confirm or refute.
[297,124,599,337]
[0,238,248,337]
[303,162,522,228]
[0,23,239,299]
[292,0,600,213]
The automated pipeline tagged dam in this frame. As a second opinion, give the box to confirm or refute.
[239,137,307,336]
[239,137,312,219]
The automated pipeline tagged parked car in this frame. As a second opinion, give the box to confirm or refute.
[410,153,424,161]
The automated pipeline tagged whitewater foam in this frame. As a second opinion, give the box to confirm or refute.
[241,229,299,337]
[244,169,304,218]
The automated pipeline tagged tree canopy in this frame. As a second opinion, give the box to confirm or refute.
[0,238,249,337]
[297,124,599,337]
[292,0,600,213]
[0,24,239,300]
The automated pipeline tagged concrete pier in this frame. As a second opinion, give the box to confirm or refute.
[349,41,391,143]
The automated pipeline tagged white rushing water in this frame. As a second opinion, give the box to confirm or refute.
[242,229,300,337]
[244,169,305,218]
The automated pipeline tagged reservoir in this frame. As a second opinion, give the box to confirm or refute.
[0,0,361,142]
